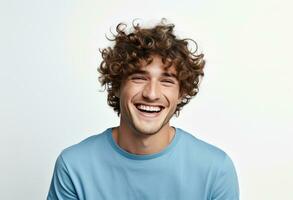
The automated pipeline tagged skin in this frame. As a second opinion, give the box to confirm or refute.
[112,55,182,155]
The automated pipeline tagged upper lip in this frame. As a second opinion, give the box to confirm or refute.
[134,102,165,109]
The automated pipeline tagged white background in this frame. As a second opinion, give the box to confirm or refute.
[1,0,292,199]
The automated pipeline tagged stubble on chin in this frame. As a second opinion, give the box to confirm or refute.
[131,117,171,137]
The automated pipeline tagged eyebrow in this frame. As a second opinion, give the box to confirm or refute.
[129,70,177,79]
[129,70,147,75]
[162,72,177,79]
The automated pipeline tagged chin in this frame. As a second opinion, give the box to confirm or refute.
[133,121,167,136]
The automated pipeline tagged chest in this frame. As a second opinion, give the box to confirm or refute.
[74,159,212,200]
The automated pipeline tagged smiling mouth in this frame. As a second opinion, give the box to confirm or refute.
[135,104,164,113]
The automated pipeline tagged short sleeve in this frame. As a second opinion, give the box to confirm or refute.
[47,154,78,200]
[211,154,239,200]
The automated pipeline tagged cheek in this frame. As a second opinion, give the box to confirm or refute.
[129,82,145,92]
[165,88,180,100]
[120,85,142,102]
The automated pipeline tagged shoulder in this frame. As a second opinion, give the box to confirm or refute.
[176,128,239,198]
[176,128,232,165]
[48,130,112,199]
[59,128,111,164]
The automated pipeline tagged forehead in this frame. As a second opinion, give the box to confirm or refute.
[137,55,178,75]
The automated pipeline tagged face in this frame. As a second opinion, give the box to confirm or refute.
[118,55,182,136]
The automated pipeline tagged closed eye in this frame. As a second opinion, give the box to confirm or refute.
[161,79,175,84]
[129,75,148,83]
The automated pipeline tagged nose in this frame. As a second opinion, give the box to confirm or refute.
[142,80,161,101]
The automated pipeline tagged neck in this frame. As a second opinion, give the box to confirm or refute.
[112,124,175,155]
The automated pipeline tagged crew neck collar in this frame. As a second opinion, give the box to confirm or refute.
[106,127,181,160]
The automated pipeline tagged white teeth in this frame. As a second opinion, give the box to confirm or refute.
[137,104,161,112]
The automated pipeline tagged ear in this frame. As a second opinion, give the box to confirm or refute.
[177,95,183,105]
[177,91,186,104]
[114,89,120,98]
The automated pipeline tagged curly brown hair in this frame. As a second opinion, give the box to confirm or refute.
[98,19,205,116]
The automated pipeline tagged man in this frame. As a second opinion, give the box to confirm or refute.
[47,20,239,200]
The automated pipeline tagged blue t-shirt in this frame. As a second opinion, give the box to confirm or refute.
[47,128,239,200]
